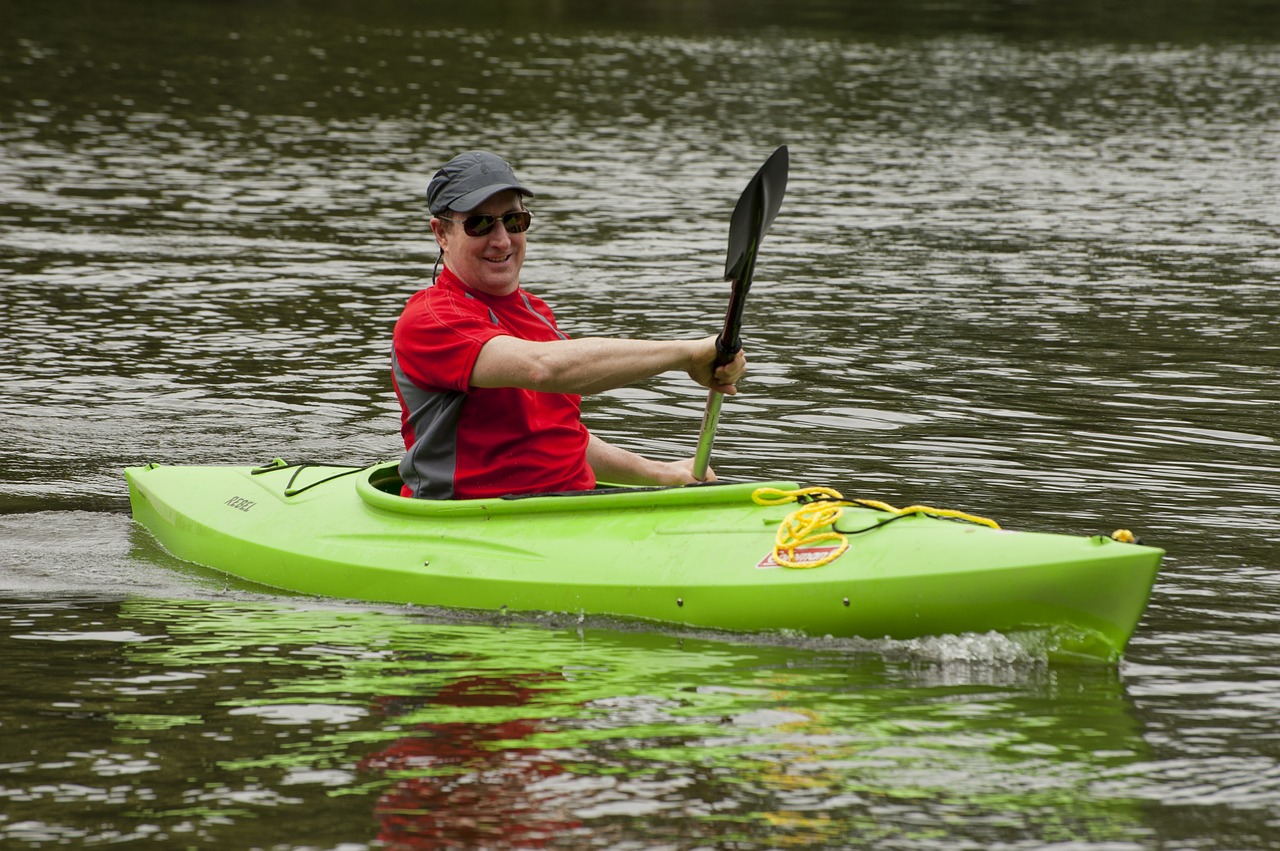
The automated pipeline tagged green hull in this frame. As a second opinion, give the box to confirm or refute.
[124,460,1162,658]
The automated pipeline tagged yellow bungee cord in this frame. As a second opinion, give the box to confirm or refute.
[751,486,1001,569]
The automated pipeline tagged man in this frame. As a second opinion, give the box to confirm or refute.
[392,150,746,500]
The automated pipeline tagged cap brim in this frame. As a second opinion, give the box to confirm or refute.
[446,183,533,214]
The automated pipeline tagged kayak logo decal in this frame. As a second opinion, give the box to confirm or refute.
[756,547,843,569]
[225,496,257,512]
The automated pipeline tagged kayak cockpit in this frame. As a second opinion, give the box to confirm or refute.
[246,458,798,518]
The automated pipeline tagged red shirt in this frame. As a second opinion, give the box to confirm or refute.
[391,267,595,499]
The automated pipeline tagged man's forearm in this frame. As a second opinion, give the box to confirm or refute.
[472,334,740,396]
[585,432,669,485]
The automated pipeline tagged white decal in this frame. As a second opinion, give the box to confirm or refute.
[755,546,843,569]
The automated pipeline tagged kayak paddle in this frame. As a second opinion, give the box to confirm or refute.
[692,145,790,481]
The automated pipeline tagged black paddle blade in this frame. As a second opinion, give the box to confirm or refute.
[724,145,789,281]
[693,146,790,480]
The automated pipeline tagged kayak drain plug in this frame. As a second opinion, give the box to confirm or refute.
[677,597,684,607]
[843,597,850,607]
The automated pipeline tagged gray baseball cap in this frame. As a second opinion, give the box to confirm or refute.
[426,151,533,215]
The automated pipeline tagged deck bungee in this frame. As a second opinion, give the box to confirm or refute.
[125,459,1163,660]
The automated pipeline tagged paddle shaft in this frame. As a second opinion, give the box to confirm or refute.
[691,218,762,480]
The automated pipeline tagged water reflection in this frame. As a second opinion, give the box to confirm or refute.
[360,673,583,849]
[0,597,1157,848]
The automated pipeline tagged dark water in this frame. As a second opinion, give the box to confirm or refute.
[3,0,1280,847]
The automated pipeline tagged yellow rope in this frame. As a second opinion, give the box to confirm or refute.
[853,499,1002,530]
[751,486,1001,570]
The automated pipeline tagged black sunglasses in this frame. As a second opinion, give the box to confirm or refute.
[439,210,533,238]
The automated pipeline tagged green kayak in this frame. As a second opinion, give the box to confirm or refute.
[124,459,1162,659]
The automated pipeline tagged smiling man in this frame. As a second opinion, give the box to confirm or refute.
[391,150,746,500]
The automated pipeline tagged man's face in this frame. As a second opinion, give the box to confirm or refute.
[432,189,527,297]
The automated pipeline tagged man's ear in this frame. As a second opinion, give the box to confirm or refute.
[429,217,449,249]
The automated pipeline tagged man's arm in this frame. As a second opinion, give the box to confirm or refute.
[470,334,745,396]
[585,432,716,486]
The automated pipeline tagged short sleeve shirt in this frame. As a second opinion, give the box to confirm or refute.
[391,267,595,499]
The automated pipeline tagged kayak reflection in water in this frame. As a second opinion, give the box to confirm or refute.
[391,150,747,500]
[357,673,582,849]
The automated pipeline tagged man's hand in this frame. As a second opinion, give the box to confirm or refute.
[688,335,747,395]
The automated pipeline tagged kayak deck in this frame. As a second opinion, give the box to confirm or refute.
[124,460,1163,659]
